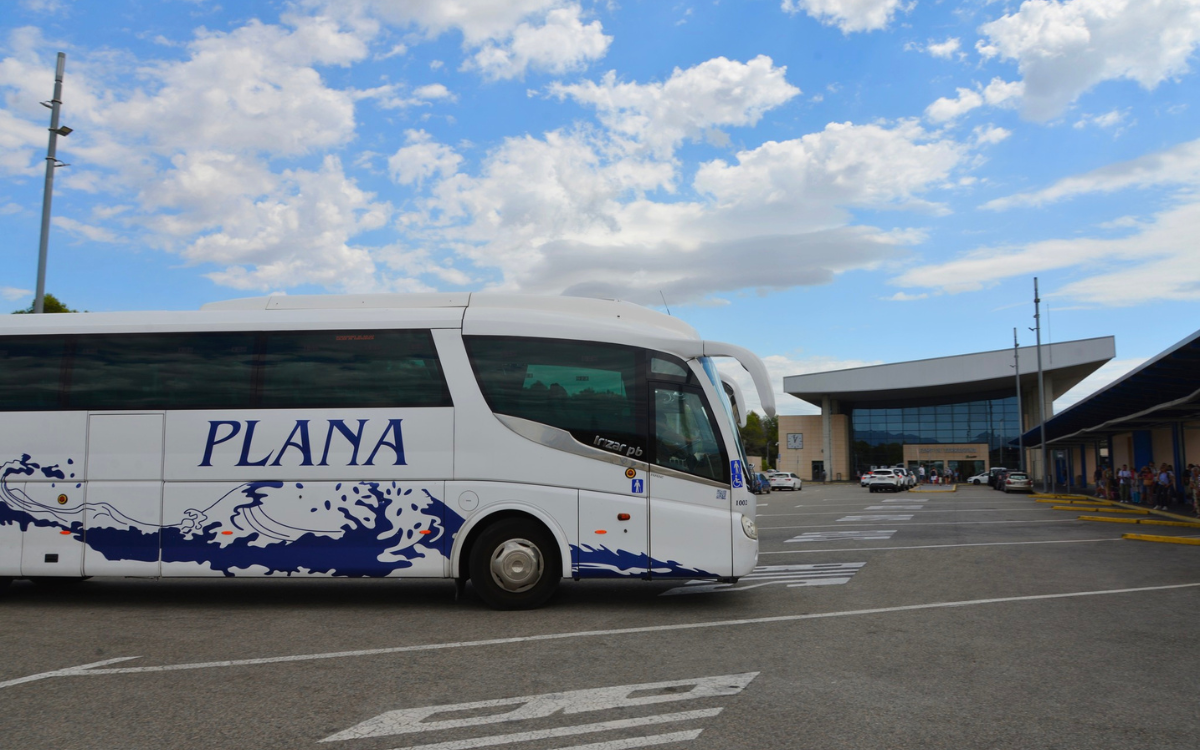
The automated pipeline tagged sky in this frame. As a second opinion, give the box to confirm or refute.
[1,0,1198,416]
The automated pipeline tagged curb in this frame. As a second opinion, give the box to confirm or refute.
[1050,506,1149,514]
[912,484,957,493]
[1121,533,1200,546]
[1077,516,1200,529]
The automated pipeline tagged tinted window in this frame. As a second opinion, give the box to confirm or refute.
[261,330,450,408]
[0,336,67,410]
[464,336,647,458]
[68,333,256,410]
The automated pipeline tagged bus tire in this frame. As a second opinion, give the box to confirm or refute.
[469,518,560,611]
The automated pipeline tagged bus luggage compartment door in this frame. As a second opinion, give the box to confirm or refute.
[19,481,86,577]
[578,490,647,578]
[82,414,164,577]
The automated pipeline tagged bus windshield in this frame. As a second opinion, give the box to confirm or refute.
[700,356,748,469]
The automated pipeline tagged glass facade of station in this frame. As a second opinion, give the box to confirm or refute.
[850,396,1022,477]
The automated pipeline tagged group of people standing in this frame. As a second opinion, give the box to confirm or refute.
[1098,462,1199,515]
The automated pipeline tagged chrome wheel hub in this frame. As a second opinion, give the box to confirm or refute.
[489,538,543,593]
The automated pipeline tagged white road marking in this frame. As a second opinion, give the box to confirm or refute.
[785,530,897,543]
[0,657,140,691]
[838,515,913,522]
[761,519,1080,531]
[6,585,1200,687]
[660,563,866,595]
[325,674,754,740]
[882,498,926,503]
[866,506,924,510]
[547,730,704,750]
[757,508,1053,517]
[760,538,1129,555]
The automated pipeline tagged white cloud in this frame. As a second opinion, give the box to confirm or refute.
[926,37,962,59]
[1073,108,1130,132]
[1,286,31,301]
[311,1,610,80]
[1054,358,1149,411]
[465,4,611,80]
[924,78,1023,123]
[53,216,121,243]
[388,129,463,185]
[984,137,1200,210]
[0,97,52,177]
[781,0,909,33]
[402,111,967,305]
[0,202,22,215]
[973,125,1011,145]
[549,55,800,156]
[694,120,965,221]
[718,353,884,416]
[978,0,1200,121]
[178,155,391,291]
[885,291,929,301]
[892,197,1200,306]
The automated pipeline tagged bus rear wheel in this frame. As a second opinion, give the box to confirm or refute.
[469,518,560,610]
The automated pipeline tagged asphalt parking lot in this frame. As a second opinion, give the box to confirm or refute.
[2,483,1198,750]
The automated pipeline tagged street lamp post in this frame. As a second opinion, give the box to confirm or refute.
[35,52,71,315]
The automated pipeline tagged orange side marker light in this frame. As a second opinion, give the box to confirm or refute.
[60,530,72,535]
[617,513,631,521]
[595,529,608,534]
[221,530,233,535]
[419,529,433,535]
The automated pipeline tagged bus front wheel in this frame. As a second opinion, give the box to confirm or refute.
[469,518,560,610]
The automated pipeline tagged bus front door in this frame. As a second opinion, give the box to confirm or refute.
[648,384,733,579]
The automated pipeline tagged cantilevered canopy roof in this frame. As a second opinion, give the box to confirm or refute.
[1021,329,1200,448]
[784,337,1115,409]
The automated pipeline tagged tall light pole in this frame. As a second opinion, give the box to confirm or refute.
[1013,327,1024,473]
[35,52,71,314]
[1032,278,1049,492]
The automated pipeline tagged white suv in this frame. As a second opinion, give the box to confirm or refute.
[867,469,905,493]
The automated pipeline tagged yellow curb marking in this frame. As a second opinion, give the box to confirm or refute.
[1077,516,1200,528]
[1051,506,1149,514]
[1122,534,1200,546]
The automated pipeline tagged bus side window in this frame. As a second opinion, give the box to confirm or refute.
[464,336,647,458]
[260,329,451,409]
[0,335,68,410]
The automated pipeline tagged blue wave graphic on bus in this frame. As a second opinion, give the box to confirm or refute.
[574,543,714,578]
[1,454,464,576]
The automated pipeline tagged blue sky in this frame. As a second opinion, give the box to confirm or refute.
[2,0,1198,414]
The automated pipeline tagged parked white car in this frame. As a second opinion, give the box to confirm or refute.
[860,470,875,487]
[769,472,803,491]
[895,467,917,488]
[967,472,990,485]
[867,468,905,493]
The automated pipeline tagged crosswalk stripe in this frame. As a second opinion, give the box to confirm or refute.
[785,530,897,542]
[547,729,705,750]
[661,563,866,595]
[838,514,913,522]
[865,505,924,510]
[379,710,718,750]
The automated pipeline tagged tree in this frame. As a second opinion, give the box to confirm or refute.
[762,414,779,469]
[739,411,765,459]
[13,293,76,314]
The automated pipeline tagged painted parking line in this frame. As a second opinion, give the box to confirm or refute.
[866,506,925,511]
[785,530,897,543]
[660,563,866,595]
[881,498,926,503]
[324,673,757,749]
[761,537,1128,555]
[838,514,913,522]
[758,508,1055,517]
[5,585,1199,689]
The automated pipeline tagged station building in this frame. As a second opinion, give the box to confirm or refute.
[776,337,1116,482]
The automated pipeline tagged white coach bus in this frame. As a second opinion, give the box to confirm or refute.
[0,294,774,609]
